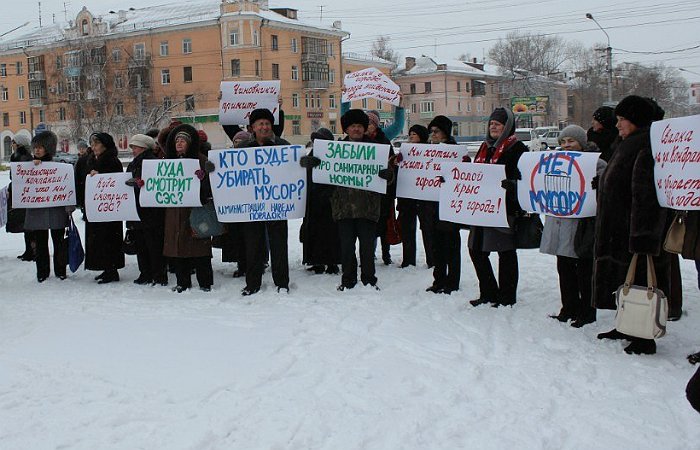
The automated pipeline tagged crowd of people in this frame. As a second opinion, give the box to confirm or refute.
[4,96,700,411]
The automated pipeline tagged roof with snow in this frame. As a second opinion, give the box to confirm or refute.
[342,52,395,67]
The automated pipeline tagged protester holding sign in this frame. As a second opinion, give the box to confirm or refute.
[163,125,213,293]
[339,101,405,142]
[7,134,34,261]
[539,125,606,327]
[23,131,70,282]
[468,108,527,308]
[593,95,676,355]
[125,134,167,286]
[426,116,465,294]
[84,133,125,284]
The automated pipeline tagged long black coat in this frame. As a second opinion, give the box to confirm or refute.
[6,145,32,233]
[592,128,672,310]
[126,149,164,230]
[84,149,125,271]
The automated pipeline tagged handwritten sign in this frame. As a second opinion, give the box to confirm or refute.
[208,145,306,222]
[439,163,508,227]
[312,139,389,194]
[0,185,7,228]
[140,159,202,207]
[10,162,76,208]
[85,173,139,222]
[516,151,599,218]
[342,67,401,106]
[219,81,280,125]
[651,114,700,210]
[396,143,469,201]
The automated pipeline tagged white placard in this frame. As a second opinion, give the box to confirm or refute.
[311,139,389,194]
[209,145,307,222]
[140,159,202,208]
[342,67,401,106]
[439,163,508,227]
[0,184,7,228]
[396,143,470,201]
[10,162,76,208]
[650,114,700,210]
[516,151,600,218]
[85,172,140,222]
[219,81,280,125]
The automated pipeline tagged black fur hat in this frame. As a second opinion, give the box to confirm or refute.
[341,109,369,132]
[31,131,58,156]
[409,124,429,143]
[428,115,452,137]
[311,127,334,142]
[249,108,275,126]
[592,106,616,130]
[614,95,656,129]
[89,132,119,159]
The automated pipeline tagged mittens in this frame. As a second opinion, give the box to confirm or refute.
[299,155,321,168]
[195,169,206,181]
[125,177,144,188]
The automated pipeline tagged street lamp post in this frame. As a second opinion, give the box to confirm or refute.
[586,13,613,103]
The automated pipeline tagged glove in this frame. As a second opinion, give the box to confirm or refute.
[501,179,516,190]
[591,175,599,190]
[462,154,471,163]
[378,168,392,180]
[395,153,404,163]
[65,205,76,213]
[514,167,522,180]
[436,176,445,183]
[299,155,321,168]
[204,160,216,173]
[125,177,144,188]
[195,169,206,181]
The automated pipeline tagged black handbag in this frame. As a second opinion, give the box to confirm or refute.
[574,217,596,259]
[189,201,225,239]
[123,229,137,255]
[515,213,543,249]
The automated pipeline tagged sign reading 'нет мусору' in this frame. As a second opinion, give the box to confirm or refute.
[396,143,469,201]
[219,81,280,126]
[10,162,76,208]
[516,150,600,218]
[85,172,140,222]
[139,159,202,207]
[651,114,700,210]
[438,162,509,228]
[208,145,307,222]
[312,139,390,194]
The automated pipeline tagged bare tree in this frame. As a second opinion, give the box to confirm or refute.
[489,31,572,77]
[371,35,399,65]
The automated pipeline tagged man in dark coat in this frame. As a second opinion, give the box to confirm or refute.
[125,134,167,286]
[8,134,35,260]
[586,106,618,162]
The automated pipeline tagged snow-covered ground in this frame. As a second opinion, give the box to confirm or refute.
[1,170,699,449]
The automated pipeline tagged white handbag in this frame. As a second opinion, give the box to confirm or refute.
[615,254,668,339]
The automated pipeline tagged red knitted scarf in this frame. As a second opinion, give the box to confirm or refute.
[474,135,518,163]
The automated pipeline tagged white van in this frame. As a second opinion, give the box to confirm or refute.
[515,128,538,151]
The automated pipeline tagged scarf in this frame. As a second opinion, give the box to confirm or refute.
[474,134,518,164]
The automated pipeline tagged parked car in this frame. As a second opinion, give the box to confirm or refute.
[391,135,409,149]
[53,151,79,165]
[539,130,561,150]
[533,126,558,139]
[515,128,536,152]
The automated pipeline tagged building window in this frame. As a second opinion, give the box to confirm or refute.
[271,35,278,51]
[362,98,368,109]
[410,83,416,94]
[19,111,26,124]
[185,94,195,111]
[424,82,431,93]
[115,74,123,89]
[329,120,336,134]
[56,55,63,69]
[112,48,121,62]
[376,99,383,109]
[183,66,192,83]
[81,19,89,35]
[229,29,239,46]
[253,30,259,46]
[2,113,8,126]
[160,41,169,56]
[17,85,24,100]
[0,64,6,77]
[231,59,240,77]
[420,101,434,113]
[467,102,471,112]
[304,93,309,108]
[457,101,461,111]
[329,94,336,109]
[465,81,470,92]
[1,87,8,101]
[161,69,170,85]
[291,38,298,53]
[16,61,23,75]
[292,120,301,135]
[329,69,335,84]
[292,93,299,108]
[39,109,45,122]
[163,96,172,111]
[457,82,461,92]
[59,107,66,121]
[411,103,417,113]
[327,42,334,56]
[291,65,298,81]
[182,38,192,54]
[272,63,279,80]
[255,60,260,77]
[134,43,145,59]
[115,102,124,115]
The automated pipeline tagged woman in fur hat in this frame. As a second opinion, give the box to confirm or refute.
[468,107,528,307]
[7,134,35,261]
[539,125,606,328]
[593,95,674,355]
[23,131,70,282]
[586,106,618,162]
[84,132,125,284]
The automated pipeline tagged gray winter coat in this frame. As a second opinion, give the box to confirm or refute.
[24,206,70,231]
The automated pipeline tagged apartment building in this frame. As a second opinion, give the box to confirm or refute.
[342,53,396,134]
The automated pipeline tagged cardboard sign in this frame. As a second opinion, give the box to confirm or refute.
[140,159,202,208]
[311,139,389,194]
[651,114,700,210]
[10,162,76,208]
[85,172,140,222]
[396,143,470,201]
[209,145,307,222]
[219,81,280,125]
[439,163,508,227]
[517,151,600,218]
[342,67,401,106]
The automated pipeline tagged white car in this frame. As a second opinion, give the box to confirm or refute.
[539,130,561,150]
[515,128,536,151]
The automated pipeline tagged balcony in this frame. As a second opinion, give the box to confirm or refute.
[301,52,328,64]
[303,79,329,90]
[30,97,45,107]
[128,54,151,68]
[28,71,45,81]
[420,111,435,120]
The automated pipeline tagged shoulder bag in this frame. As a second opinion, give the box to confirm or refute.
[189,200,225,239]
[67,216,85,273]
[663,211,686,254]
[515,213,543,249]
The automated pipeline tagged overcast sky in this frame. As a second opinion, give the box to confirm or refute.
[5,0,700,82]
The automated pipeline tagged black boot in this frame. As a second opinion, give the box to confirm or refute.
[688,352,700,365]
[469,298,493,307]
[624,338,656,355]
[97,269,120,284]
[571,311,597,328]
[597,329,631,340]
[325,265,339,274]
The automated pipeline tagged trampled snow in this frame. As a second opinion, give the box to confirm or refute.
[1,170,698,449]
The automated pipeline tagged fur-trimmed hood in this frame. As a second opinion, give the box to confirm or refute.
[165,124,201,159]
